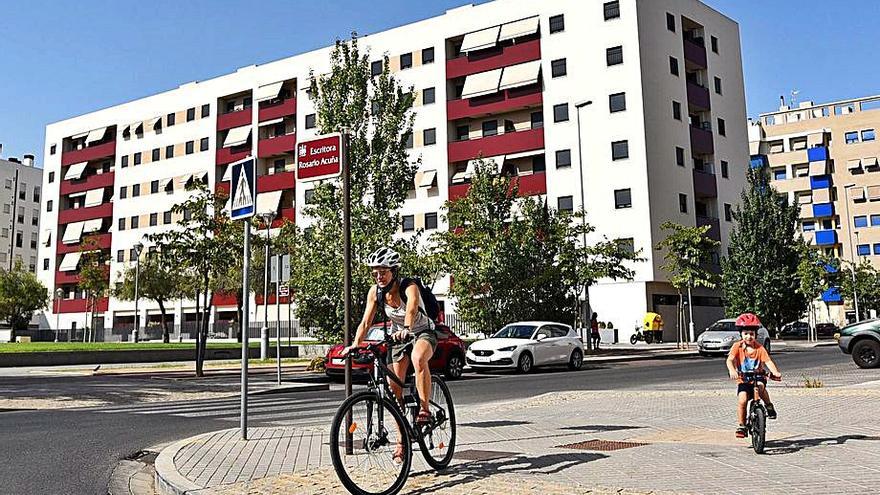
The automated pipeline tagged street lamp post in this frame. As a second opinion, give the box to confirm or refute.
[842,184,860,322]
[54,288,64,342]
[133,241,144,342]
[258,212,275,359]
[574,99,593,347]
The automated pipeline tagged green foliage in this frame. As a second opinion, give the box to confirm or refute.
[838,259,880,320]
[113,250,188,342]
[78,236,110,333]
[657,221,720,293]
[0,259,48,335]
[722,165,805,332]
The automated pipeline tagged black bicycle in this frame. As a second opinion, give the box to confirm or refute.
[740,371,779,454]
[329,335,456,495]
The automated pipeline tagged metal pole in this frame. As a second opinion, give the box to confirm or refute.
[54,292,61,342]
[241,220,251,440]
[843,185,860,322]
[687,285,695,344]
[342,131,353,400]
[134,249,141,343]
[275,254,281,385]
[574,100,593,350]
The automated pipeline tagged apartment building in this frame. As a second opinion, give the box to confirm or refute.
[0,153,43,273]
[749,94,880,324]
[40,0,748,341]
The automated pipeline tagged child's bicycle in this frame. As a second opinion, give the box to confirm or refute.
[329,335,456,495]
[739,370,781,454]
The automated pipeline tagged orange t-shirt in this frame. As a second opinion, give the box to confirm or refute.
[728,340,770,383]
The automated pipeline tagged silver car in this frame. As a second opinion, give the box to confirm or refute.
[697,318,772,356]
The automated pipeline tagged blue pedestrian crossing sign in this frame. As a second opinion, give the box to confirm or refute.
[230,157,256,220]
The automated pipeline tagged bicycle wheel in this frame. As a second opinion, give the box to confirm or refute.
[329,391,412,495]
[750,404,766,454]
[416,375,457,470]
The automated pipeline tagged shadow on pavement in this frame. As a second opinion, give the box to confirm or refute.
[764,434,880,455]
[559,425,643,433]
[459,420,532,428]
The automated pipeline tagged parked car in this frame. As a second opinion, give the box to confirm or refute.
[837,318,880,369]
[816,322,839,338]
[697,318,772,356]
[465,321,584,373]
[324,323,465,381]
[778,321,810,339]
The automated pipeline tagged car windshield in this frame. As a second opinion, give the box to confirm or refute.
[492,325,537,339]
[706,321,738,333]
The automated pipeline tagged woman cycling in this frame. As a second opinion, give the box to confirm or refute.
[342,246,438,460]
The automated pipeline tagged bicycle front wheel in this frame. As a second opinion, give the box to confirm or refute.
[329,391,411,495]
[416,375,456,470]
[750,404,766,454]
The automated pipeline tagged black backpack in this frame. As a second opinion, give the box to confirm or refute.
[377,277,440,322]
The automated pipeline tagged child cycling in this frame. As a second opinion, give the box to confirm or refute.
[725,313,782,438]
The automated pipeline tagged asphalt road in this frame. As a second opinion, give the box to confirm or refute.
[0,346,864,494]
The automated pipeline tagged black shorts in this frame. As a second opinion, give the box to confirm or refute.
[737,377,767,397]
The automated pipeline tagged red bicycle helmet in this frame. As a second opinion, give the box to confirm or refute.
[735,313,762,329]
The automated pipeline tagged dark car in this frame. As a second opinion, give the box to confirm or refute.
[838,318,880,368]
[778,321,810,339]
[325,323,465,381]
[816,323,839,338]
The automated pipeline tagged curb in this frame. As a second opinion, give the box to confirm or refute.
[94,364,311,378]
[582,350,698,364]
[248,383,329,395]
[155,432,220,495]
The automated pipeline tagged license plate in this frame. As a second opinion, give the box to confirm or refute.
[472,356,490,363]
[331,358,345,365]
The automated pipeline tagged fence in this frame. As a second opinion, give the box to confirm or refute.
[443,314,484,338]
[18,320,319,343]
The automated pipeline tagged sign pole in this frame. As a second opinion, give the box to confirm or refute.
[342,132,353,401]
[241,220,250,440]
[276,255,282,385]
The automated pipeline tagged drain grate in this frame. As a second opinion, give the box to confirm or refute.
[455,449,518,461]
[555,439,647,451]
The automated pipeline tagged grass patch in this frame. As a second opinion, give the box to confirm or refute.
[0,341,324,353]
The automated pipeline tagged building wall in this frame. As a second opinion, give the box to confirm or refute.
[0,158,43,272]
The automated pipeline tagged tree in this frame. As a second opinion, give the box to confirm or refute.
[838,259,880,321]
[113,249,187,343]
[656,221,720,345]
[722,165,805,334]
[277,35,417,342]
[0,259,48,340]
[78,236,110,341]
[795,241,834,340]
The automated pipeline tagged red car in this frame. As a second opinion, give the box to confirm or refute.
[325,323,465,381]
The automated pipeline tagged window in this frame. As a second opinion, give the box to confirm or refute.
[3,179,9,189]
[676,147,685,166]
[711,36,718,53]
[304,189,315,204]
[402,215,415,232]
[371,60,382,76]
[17,206,23,224]
[116,250,124,262]
[604,1,620,20]
[150,180,159,194]
[679,193,688,213]
[2,203,8,214]
[19,187,26,201]
[132,184,140,197]
[482,120,498,137]
[611,140,629,160]
[201,104,210,118]
[717,118,726,136]
[666,12,675,32]
[858,244,871,256]
[15,233,22,248]
[721,160,729,178]
[164,211,172,224]
[225,101,236,113]
[551,58,567,78]
[616,238,635,256]
[714,76,722,95]
[186,107,195,122]
[456,125,470,141]
[606,46,623,66]
[669,56,679,76]
[614,188,631,208]
[875,244,880,256]
[200,137,209,152]
[724,203,732,221]
[47,200,53,212]
[400,52,412,70]
[423,128,436,146]
[404,132,413,149]
[133,152,141,166]
[273,158,286,172]
[161,145,172,160]
[672,100,681,120]
[184,141,193,155]
[167,112,176,126]
[149,213,158,226]
[31,209,38,226]
[553,103,569,122]
[422,47,435,64]
[152,148,160,161]
[549,14,565,33]
[305,114,316,129]
[854,216,868,228]
[556,149,572,168]
[50,144,56,155]
[43,258,49,270]
[822,218,833,230]
[845,131,859,144]
[118,218,126,231]
[558,195,574,212]
[120,186,128,199]
[871,214,880,226]
[863,129,876,141]
[531,111,544,129]
[48,172,55,183]
[609,92,626,113]
[422,87,435,105]
[802,221,815,232]
[425,212,438,230]
[773,167,787,180]
[0,228,5,238]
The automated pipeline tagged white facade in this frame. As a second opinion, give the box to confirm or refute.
[0,155,43,273]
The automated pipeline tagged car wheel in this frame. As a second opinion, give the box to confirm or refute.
[444,353,464,380]
[852,340,880,369]
[568,349,583,371]
[516,353,533,374]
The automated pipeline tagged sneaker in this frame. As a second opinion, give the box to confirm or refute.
[766,403,777,420]
[735,426,747,438]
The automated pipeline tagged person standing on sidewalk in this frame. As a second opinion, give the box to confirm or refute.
[590,312,601,350]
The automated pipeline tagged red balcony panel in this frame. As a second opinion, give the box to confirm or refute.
[259,97,296,122]
[216,146,251,166]
[683,39,707,68]
[686,81,711,111]
[692,169,718,198]
[271,208,295,229]
[58,297,109,314]
[448,183,471,201]
[212,292,239,307]
[58,202,113,225]
[258,134,296,158]
[60,172,115,196]
[696,215,721,242]
[448,172,547,201]
[216,181,231,196]
[56,233,112,254]
[61,140,116,166]
[689,126,714,155]
[447,128,544,163]
[446,38,541,79]
[54,266,108,286]
[447,87,542,120]
[258,170,295,193]
[255,294,292,305]
[217,109,252,131]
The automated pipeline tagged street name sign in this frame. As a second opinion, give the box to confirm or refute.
[297,133,343,181]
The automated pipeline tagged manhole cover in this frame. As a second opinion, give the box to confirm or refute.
[556,439,647,451]
[455,450,518,461]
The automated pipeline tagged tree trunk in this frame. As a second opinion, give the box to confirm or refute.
[677,291,684,349]
[158,298,170,343]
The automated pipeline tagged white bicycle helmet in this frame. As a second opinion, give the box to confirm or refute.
[366,246,401,268]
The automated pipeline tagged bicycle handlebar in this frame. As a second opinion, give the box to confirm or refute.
[738,370,782,381]
[346,334,415,361]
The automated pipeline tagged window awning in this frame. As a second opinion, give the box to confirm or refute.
[416,170,437,188]
[177,174,194,186]
[847,158,862,169]
[498,16,539,42]
[67,191,88,199]
[797,194,812,204]
[69,131,89,140]
[62,222,85,244]
[41,230,52,247]
[147,116,162,131]
[498,60,542,91]
[505,149,544,160]
[160,177,174,191]
[223,126,252,148]
[461,68,503,99]
[64,161,89,181]
[222,165,232,182]
[84,188,104,207]
[807,132,824,146]
[131,121,144,134]
[851,187,866,201]
[86,127,107,144]
[255,190,284,217]
[863,156,879,167]
[813,188,830,203]
[258,117,285,127]
[459,25,501,53]
[808,160,827,175]
[58,252,82,272]
[255,81,284,101]
[868,185,880,200]
[468,154,506,173]
[82,219,103,233]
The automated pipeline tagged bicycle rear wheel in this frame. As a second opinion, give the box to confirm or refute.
[329,391,411,495]
[416,375,456,470]
[750,404,766,454]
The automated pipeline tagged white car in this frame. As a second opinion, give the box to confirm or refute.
[465,321,584,373]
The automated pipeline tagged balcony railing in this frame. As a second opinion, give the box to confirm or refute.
[216,145,251,166]
[448,171,547,201]
[689,125,714,155]
[56,232,112,254]
[58,202,113,225]
[696,215,721,241]
[60,171,115,196]
[55,266,109,286]
[271,207,295,229]
[61,140,116,167]
[448,127,544,163]
[57,297,109,314]
[257,170,295,193]
[259,97,296,122]
[217,108,251,131]
[683,38,707,68]
[692,169,717,197]
[446,38,541,79]
[686,81,710,110]
[447,86,542,121]
[258,134,296,158]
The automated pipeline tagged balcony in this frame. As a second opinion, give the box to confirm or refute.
[258,170,295,193]
[696,215,721,242]
[58,202,113,225]
[807,146,829,162]
[446,38,541,79]
[686,81,710,111]
[56,233,112,254]
[448,171,547,201]
[271,207,295,229]
[61,140,116,167]
[766,149,808,167]
[810,175,831,189]
[212,292,239,307]
[821,287,842,303]
[216,146,251,166]
[447,86,542,120]
[689,125,714,155]
[692,169,717,197]
[259,97,296,122]
[60,172,115,196]
[812,202,834,218]
[683,38,707,68]
[58,297,109,314]
[256,293,292,305]
[217,108,251,132]
[448,128,544,163]
[258,134,296,158]
[815,229,837,246]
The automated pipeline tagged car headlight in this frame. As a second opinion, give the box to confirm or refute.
[498,346,517,352]
[723,335,736,342]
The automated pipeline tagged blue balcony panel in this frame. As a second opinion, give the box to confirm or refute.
[812,202,834,218]
[821,287,841,303]
[823,263,838,273]
[808,146,828,162]
[750,155,768,169]
[815,229,838,246]
[810,175,831,189]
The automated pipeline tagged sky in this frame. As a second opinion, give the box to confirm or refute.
[0,0,878,166]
